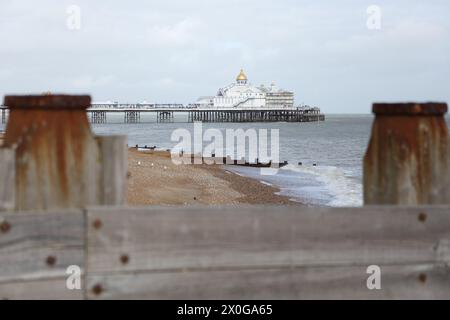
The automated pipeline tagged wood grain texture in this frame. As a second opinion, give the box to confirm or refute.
[86,263,450,299]
[364,108,450,205]
[0,148,15,211]
[96,136,128,205]
[0,278,83,300]
[0,210,84,287]
[86,206,450,274]
[4,108,102,211]
[2,205,450,299]
[85,205,450,299]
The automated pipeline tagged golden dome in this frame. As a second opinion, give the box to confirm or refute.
[236,69,247,81]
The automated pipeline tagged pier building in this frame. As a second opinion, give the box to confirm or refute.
[196,69,294,109]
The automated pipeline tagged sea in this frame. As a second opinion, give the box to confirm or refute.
[0,113,375,207]
[89,113,373,207]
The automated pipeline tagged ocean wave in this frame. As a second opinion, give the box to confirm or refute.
[281,164,362,207]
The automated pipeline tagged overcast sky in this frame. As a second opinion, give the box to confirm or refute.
[1,0,449,113]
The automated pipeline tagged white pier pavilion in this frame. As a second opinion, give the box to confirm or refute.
[196,69,294,110]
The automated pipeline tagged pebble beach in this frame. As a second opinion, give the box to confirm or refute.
[127,147,297,206]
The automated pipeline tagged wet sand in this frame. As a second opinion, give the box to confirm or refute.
[127,148,298,206]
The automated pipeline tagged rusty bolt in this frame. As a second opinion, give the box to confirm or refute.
[46,255,57,267]
[0,221,11,233]
[92,284,103,296]
[418,273,427,283]
[93,219,102,230]
[418,212,427,222]
[120,254,129,265]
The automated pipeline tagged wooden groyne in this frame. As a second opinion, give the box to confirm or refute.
[134,147,290,168]
[1,96,449,299]
[1,205,449,299]
[0,95,127,211]
[364,102,450,205]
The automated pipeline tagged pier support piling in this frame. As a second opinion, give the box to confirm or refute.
[124,111,141,123]
[90,111,107,124]
[157,111,174,122]
[86,108,324,124]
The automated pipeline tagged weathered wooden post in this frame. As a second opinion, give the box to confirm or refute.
[96,135,127,205]
[364,102,449,205]
[1,94,127,211]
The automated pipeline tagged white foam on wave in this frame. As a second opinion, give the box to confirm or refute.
[281,164,363,207]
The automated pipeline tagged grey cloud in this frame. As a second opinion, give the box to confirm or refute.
[0,0,449,113]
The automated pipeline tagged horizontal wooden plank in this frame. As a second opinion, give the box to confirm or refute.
[3,205,450,299]
[86,206,450,274]
[0,209,85,284]
[0,278,83,300]
[86,263,450,299]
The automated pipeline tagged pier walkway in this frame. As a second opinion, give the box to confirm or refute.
[0,104,325,124]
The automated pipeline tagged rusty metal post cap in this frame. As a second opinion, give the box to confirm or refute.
[373,103,447,116]
[3,95,91,110]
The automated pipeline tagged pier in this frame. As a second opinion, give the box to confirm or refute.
[188,109,323,123]
[87,104,324,124]
[0,103,324,124]
[86,104,324,124]
[1,108,6,124]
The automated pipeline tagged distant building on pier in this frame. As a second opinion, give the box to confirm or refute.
[196,69,294,109]
[258,82,294,109]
